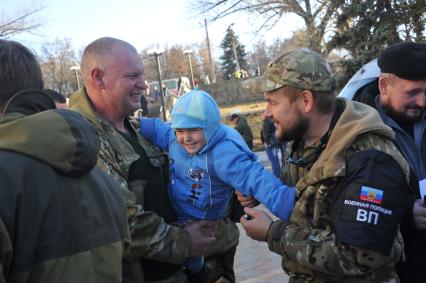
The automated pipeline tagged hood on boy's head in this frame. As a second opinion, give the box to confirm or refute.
[171,90,220,143]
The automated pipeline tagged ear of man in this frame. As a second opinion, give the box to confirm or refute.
[378,75,389,98]
[299,90,315,113]
[91,68,105,89]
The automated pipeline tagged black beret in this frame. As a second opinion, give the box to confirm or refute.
[378,42,426,80]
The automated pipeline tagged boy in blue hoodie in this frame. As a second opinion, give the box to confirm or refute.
[140,90,295,282]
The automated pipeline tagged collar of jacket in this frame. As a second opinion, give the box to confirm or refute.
[374,95,426,131]
[297,98,395,189]
[69,88,103,129]
[69,88,167,169]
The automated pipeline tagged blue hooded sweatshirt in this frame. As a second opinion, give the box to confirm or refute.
[140,90,295,222]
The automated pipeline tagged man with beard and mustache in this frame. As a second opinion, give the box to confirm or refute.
[239,48,412,282]
[370,42,426,282]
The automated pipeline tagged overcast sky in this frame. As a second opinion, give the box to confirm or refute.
[5,0,302,56]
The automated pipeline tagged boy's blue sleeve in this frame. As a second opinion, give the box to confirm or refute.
[214,141,295,221]
[139,118,173,152]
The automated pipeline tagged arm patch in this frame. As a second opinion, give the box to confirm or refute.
[330,150,408,255]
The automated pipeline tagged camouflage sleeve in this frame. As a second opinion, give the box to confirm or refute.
[128,206,191,264]
[267,220,403,277]
[96,147,191,264]
[267,150,408,277]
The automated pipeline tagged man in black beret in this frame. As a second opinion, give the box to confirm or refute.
[376,42,426,283]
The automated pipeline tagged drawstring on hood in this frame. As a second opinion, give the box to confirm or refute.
[171,90,220,145]
[2,89,56,116]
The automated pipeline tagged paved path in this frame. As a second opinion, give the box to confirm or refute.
[234,151,289,282]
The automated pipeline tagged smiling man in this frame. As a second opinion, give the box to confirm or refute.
[374,42,426,283]
[241,48,411,282]
[69,37,217,283]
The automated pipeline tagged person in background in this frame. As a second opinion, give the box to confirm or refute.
[353,42,426,283]
[0,39,128,283]
[140,93,149,117]
[43,88,67,109]
[240,48,410,282]
[229,111,254,150]
[261,115,285,177]
[68,37,216,283]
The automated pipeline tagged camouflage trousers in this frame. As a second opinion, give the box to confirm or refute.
[206,244,238,283]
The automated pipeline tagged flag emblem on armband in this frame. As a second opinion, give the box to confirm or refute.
[360,186,383,204]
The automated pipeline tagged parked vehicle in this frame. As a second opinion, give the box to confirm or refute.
[338,59,380,100]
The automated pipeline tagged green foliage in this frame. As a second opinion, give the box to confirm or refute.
[219,25,249,79]
[328,0,426,86]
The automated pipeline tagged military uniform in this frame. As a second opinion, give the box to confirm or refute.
[204,217,240,283]
[243,48,411,282]
[69,89,190,283]
[270,99,410,282]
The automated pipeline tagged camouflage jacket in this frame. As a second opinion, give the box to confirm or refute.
[69,89,191,266]
[269,99,410,282]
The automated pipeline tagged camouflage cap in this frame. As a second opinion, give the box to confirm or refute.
[242,48,333,93]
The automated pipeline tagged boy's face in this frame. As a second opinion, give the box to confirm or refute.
[175,128,206,155]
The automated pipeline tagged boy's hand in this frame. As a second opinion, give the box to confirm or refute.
[235,191,259,207]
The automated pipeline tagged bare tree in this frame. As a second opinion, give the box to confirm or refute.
[246,29,311,75]
[142,45,203,82]
[191,0,343,54]
[0,5,45,38]
[197,39,221,83]
[39,38,78,95]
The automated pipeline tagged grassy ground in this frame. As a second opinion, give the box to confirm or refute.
[220,101,266,151]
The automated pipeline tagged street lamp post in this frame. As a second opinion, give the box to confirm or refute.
[70,66,81,89]
[148,48,167,121]
[183,49,195,88]
[204,18,216,83]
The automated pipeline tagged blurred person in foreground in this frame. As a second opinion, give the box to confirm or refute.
[0,39,128,283]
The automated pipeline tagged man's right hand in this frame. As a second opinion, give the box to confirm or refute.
[413,198,426,230]
[184,220,217,257]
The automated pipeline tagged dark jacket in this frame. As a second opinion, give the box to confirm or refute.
[0,108,128,283]
[235,115,253,149]
[261,117,283,148]
[354,82,426,283]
